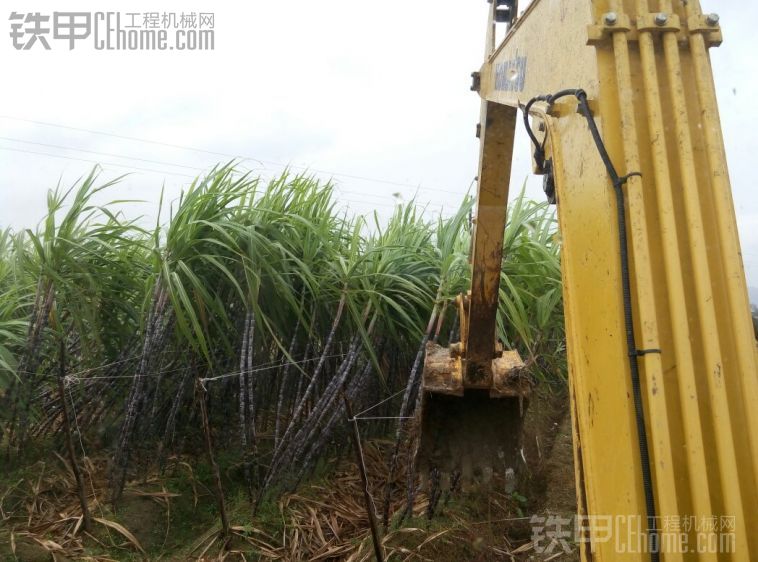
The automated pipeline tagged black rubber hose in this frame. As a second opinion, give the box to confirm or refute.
[523,90,581,172]
[574,89,660,561]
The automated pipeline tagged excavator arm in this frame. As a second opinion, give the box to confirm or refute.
[417,1,758,560]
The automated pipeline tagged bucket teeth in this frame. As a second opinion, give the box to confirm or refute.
[422,463,517,497]
[415,389,527,495]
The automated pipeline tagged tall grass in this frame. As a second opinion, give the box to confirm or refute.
[0,166,564,501]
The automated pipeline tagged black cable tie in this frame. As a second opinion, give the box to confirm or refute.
[631,348,662,357]
[614,172,642,188]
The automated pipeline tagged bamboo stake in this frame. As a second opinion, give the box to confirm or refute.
[196,376,230,539]
[342,388,384,562]
[57,339,92,533]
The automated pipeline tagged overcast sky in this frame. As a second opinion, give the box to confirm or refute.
[1,1,756,288]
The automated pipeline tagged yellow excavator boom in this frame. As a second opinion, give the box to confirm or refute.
[420,0,758,559]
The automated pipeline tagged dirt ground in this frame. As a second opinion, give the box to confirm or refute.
[515,383,579,560]
[1,383,579,561]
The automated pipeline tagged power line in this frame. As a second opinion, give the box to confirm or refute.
[0,114,467,197]
[0,115,242,161]
[335,199,418,212]
[0,140,450,209]
[334,187,446,208]
[0,145,197,179]
[0,136,209,172]
[0,145,446,214]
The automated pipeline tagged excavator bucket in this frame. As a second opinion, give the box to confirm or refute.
[416,341,531,491]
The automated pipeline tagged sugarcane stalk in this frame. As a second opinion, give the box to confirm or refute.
[286,289,347,427]
[286,311,377,471]
[382,305,437,528]
[290,341,311,420]
[9,280,55,453]
[398,356,429,526]
[238,310,253,497]
[157,367,190,471]
[258,333,286,432]
[245,311,259,481]
[432,300,449,343]
[274,346,291,445]
[110,281,168,503]
[284,336,362,473]
[401,412,423,524]
[293,359,373,487]
[147,321,177,428]
[261,290,347,495]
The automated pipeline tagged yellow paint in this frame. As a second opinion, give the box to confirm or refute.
[469,0,758,559]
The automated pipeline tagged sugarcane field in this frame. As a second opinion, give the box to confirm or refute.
[0,168,575,560]
[3,2,758,562]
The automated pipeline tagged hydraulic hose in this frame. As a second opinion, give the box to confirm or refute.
[523,89,660,561]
